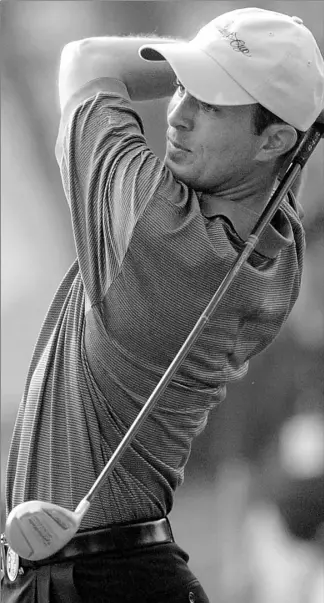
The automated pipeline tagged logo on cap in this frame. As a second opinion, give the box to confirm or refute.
[218,23,251,56]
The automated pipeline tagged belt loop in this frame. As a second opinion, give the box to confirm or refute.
[165,517,175,542]
[51,562,83,603]
[36,565,51,603]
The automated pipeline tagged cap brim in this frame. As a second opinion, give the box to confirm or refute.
[139,42,257,106]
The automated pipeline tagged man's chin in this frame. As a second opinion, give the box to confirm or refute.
[163,155,191,184]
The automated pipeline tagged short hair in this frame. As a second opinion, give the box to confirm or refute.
[252,103,304,166]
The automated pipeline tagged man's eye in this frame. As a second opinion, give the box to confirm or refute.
[175,79,185,96]
[200,101,218,113]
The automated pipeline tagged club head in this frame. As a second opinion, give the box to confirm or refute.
[5,501,82,561]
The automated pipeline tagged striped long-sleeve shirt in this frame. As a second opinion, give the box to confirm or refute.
[6,78,305,529]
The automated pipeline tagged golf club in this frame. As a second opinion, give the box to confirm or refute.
[5,113,324,562]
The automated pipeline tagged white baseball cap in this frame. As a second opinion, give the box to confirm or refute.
[139,7,324,131]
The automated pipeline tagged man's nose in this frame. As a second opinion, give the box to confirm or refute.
[167,93,196,130]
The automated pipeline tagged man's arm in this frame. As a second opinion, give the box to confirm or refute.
[58,36,177,111]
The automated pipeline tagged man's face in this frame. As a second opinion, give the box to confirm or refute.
[165,82,261,193]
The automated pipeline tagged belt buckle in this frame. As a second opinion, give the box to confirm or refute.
[6,546,20,582]
[1,536,5,582]
[1,535,21,583]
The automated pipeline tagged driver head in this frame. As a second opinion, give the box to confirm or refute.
[5,501,80,561]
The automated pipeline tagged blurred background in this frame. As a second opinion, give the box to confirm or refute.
[1,1,324,601]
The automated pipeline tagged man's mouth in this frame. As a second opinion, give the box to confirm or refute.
[168,137,190,152]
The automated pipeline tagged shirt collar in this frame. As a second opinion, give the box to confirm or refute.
[199,188,302,259]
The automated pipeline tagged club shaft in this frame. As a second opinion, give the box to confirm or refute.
[83,125,322,506]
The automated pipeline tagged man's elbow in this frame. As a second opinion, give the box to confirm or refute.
[58,38,121,111]
[58,40,86,111]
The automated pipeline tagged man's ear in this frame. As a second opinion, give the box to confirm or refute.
[255,124,298,164]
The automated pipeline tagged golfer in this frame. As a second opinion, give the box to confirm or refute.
[2,6,324,602]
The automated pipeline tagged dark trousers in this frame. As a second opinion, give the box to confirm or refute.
[1,542,210,603]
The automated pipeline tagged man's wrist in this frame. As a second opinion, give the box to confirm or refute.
[59,36,178,108]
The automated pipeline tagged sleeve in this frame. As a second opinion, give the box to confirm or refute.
[55,77,177,308]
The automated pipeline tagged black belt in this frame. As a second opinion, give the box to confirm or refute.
[2,517,174,574]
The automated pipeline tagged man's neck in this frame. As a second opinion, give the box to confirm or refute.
[200,176,276,214]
